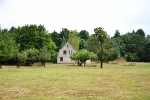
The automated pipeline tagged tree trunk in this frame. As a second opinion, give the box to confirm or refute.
[77,60,82,66]
[28,61,32,67]
[77,60,80,66]
[0,63,2,69]
[100,61,103,68]
[100,43,103,68]
[41,61,45,67]
[17,62,20,68]
[44,62,45,67]
[80,62,82,66]
[83,61,86,67]
[77,61,80,66]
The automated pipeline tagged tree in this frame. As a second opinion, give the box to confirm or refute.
[79,39,88,49]
[113,29,150,62]
[103,38,120,61]
[113,30,120,38]
[79,30,89,50]
[144,41,150,61]
[70,49,97,66]
[87,35,119,63]
[60,28,70,43]
[13,24,57,63]
[0,31,16,68]
[9,26,16,33]
[68,30,80,51]
[51,31,62,51]
[136,28,145,37]
[14,24,56,51]
[94,27,107,68]
[45,34,57,63]
[25,48,39,66]
[79,30,89,40]
[38,46,51,67]
[112,37,126,56]
[87,34,100,54]
[16,51,28,68]
[120,31,146,62]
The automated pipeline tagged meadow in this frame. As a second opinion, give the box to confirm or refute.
[0,63,150,100]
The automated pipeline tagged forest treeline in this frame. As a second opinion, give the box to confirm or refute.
[0,24,150,67]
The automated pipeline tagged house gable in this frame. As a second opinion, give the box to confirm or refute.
[57,42,76,63]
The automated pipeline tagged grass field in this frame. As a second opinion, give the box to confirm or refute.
[0,63,150,100]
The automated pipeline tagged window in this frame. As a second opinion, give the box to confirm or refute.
[69,50,72,54]
[63,50,66,54]
[60,57,63,61]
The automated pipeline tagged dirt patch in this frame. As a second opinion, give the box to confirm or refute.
[109,57,126,64]
[32,62,42,66]
[1,88,28,100]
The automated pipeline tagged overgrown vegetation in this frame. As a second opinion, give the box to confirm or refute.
[112,29,150,62]
[0,25,56,68]
[0,25,150,68]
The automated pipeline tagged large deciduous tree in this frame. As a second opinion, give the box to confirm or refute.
[0,30,16,68]
[14,24,56,51]
[101,38,120,62]
[94,27,107,68]
[87,36,119,63]
[13,24,56,64]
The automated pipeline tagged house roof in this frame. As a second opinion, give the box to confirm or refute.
[60,42,75,51]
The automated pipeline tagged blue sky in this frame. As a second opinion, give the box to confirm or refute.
[0,0,150,36]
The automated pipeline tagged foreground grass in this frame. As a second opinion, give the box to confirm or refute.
[0,63,150,100]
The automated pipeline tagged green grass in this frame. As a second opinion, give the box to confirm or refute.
[0,63,150,100]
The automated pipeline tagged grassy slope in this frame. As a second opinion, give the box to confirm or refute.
[0,63,150,100]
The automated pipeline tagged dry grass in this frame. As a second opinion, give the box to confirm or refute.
[0,62,150,100]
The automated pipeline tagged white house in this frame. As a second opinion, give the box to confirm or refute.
[57,42,76,63]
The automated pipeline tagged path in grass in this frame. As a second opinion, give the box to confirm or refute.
[0,63,150,100]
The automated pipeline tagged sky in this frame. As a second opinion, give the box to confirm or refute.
[0,0,150,36]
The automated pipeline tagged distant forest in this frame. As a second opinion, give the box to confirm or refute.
[0,24,150,67]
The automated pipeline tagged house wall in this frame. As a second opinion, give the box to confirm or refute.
[57,43,76,63]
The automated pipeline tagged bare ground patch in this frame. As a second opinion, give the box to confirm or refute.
[0,88,29,100]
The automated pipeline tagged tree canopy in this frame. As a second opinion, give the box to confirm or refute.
[68,30,80,51]
[0,25,57,67]
[70,49,97,66]
[0,24,150,68]
[0,30,16,67]
[93,27,107,68]
[112,28,150,62]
